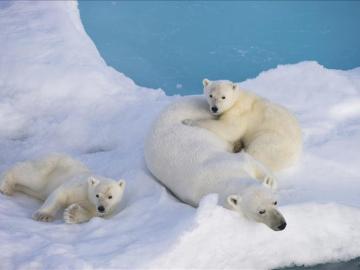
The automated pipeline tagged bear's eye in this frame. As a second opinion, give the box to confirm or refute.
[259,210,266,215]
[209,94,213,98]
[108,196,112,199]
[273,201,277,205]
[96,194,99,198]
[222,96,226,99]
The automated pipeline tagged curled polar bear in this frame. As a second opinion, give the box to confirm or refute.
[184,79,302,179]
[145,96,287,231]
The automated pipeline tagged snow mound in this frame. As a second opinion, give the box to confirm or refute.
[151,196,360,269]
[0,1,360,269]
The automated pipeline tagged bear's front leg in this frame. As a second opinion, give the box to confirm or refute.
[63,203,93,224]
[32,189,66,222]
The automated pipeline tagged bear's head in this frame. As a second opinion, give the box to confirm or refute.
[226,184,287,231]
[87,176,126,217]
[203,79,240,116]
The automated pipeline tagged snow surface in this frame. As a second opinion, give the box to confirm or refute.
[0,1,359,269]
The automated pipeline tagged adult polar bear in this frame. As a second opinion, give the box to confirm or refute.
[145,80,301,230]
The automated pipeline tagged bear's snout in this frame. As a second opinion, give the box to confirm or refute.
[211,106,218,113]
[97,205,105,213]
[277,222,287,231]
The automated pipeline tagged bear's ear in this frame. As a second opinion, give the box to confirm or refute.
[203,78,211,87]
[118,179,126,189]
[227,194,241,208]
[88,176,100,187]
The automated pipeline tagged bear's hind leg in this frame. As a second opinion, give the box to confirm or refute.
[242,150,278,189]
[1,161,48,197]
[246,133,288,173]
[0,171,16,196]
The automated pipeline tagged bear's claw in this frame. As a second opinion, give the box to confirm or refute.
[32,211,54,222]
[233,140,244,153]
[263,175,277,189]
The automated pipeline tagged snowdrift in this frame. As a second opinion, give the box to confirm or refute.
[0,1,360,269]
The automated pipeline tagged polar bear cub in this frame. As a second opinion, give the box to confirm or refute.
[0,154,126,224]
[184,79,302,179]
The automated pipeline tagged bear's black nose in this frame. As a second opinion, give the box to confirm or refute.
[98,206,105,213]
[211,106,218,113]
[278,222,287,230]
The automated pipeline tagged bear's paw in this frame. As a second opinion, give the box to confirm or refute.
[0,182,15,196]
[63,203,90,224]
[32,211,55,222]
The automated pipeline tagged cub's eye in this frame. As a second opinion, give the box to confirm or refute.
[259,210,266,215]
[209,94,213,98]
[96,194,99,198]
[108,196,112,199]
[274,201,277,205]
[222,96,226,99]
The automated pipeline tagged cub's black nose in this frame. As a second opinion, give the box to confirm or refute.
[278,222,287,230]
[98,206,105,213]
[211,106,218,113]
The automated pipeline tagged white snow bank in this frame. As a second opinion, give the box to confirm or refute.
[0,1,360,269]
[151,195,360,269]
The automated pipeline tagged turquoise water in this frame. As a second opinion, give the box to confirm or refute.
[79,1,360,95]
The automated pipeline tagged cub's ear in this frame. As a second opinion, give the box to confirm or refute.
[227,194,241,208]
[203,78,211,87]
[88,176,100,187]
[232,83,238,90]
[118,179,126,189]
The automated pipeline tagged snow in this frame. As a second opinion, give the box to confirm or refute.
[0,1,359,269]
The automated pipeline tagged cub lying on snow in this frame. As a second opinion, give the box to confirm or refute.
[0,154,126,224]
[184,79,302,180]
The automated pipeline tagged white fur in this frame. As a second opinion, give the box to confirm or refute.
[186,79,303,178]
[145,97,287,230]
[0,154,126,224]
